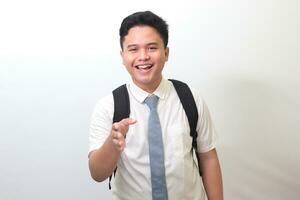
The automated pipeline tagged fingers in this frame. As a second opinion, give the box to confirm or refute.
[112,131,126,151]
[111,118,137,152]
[112,118,137,136]
[121,118,137,126]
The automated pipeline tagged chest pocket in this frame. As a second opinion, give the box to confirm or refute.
[168,124,193,156]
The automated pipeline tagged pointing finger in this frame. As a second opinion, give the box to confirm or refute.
[120,118,137,126]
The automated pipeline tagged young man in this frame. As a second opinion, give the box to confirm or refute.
[88,11,223,200]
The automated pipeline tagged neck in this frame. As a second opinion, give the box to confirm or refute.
[134,77,162,94]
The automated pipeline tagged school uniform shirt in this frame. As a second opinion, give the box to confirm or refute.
[89,78,217,200]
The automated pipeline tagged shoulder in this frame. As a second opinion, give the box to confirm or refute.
[95,93,114,108]
[91,93,114,119]
[168,79,205,109]
[189,87,205,108]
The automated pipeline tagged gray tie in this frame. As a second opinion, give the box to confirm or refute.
[145,95,168,200]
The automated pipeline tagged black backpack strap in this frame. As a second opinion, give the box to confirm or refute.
[112,84,130,123]
[169,79,201,175]
[109,84,130,189]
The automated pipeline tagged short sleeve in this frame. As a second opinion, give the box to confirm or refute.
[88,94,114,155]
[192,90,218,153]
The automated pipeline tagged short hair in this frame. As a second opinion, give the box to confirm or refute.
[119,11,169,49]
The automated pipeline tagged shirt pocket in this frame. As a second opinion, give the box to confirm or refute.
[168,124,193,156]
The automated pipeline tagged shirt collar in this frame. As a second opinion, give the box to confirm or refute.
[128,78,171,103]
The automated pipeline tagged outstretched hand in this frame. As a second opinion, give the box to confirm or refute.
[111,118,137,152]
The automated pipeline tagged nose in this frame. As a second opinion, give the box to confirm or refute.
[138,49,150,61]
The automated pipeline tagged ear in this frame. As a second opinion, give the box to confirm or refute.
[165,47,169,62]
[120,50,125,65]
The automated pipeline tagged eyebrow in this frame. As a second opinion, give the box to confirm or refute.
[126,42,159,49]
[126,44,138,49]
[147,42,159,46]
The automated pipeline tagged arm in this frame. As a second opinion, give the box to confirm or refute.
[198,148,223,200]
[88,118,136,182]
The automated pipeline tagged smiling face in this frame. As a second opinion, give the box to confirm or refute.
[121,25,169,93]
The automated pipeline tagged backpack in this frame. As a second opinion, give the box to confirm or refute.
[109,79,200,189]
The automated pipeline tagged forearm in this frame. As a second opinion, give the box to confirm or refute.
[88,134,121,182]
[199,149,223,200]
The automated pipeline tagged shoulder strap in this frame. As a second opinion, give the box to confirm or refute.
[109,84,130,189]
[112,84,130,123]
[169,79,198,148]
[169,79,201,174]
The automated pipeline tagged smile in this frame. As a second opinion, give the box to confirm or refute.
[135,64,153,70]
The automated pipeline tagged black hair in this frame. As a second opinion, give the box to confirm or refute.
[119,11,169,49]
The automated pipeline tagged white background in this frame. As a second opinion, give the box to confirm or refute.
[0,0,299,199]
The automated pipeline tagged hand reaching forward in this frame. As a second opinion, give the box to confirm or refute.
[111,118,136,152]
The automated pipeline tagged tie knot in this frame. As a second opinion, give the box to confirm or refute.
[145,95,159,110]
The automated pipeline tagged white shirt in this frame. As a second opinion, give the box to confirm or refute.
[89,78,217,200]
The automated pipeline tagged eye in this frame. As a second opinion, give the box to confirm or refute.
[128,48,137,52]
[148,46,158,51]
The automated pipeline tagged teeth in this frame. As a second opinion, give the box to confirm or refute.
[136,64,152,69]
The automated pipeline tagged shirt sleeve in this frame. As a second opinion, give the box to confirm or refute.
[88,94,114,155]
[192,90,218,153]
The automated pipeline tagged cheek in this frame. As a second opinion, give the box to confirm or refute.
[122,57,132,67]
[123,58,136,73]
[155,54,167,65]
[123,55,135,65]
